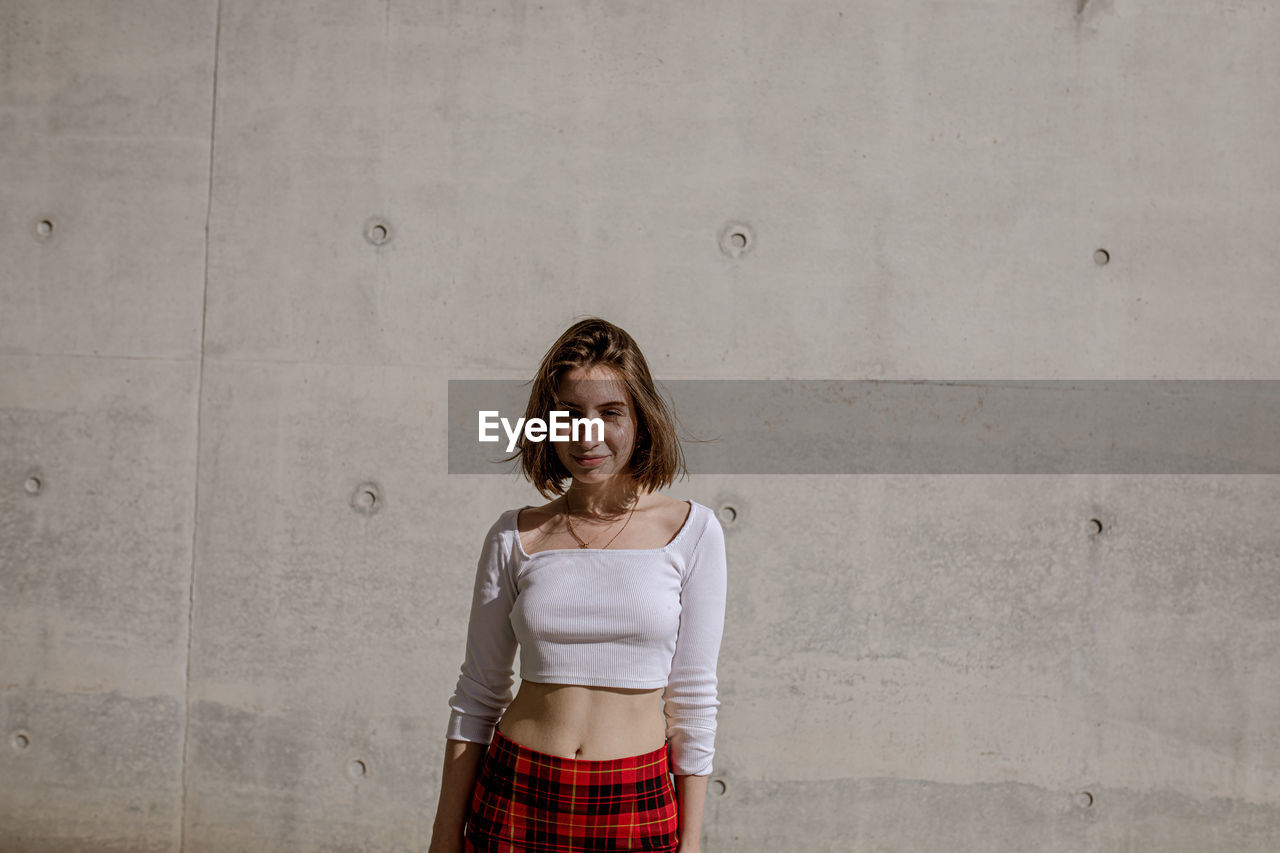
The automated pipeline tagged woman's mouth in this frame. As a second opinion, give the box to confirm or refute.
[573,455,608,468]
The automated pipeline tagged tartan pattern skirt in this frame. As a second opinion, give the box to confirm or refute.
[463,729,680,853]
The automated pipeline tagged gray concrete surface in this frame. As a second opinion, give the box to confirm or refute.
[2,0,1278,850]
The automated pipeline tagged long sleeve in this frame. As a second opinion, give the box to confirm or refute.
[662,511,727,776]
[445,514,518,744]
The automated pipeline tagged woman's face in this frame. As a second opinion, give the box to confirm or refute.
[552,365,638,485]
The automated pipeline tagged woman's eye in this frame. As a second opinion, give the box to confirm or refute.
[558,409,620,418]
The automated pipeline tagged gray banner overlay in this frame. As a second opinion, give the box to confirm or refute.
[448,380,1280,474]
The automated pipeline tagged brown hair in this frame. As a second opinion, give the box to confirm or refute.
[506,317,688,498]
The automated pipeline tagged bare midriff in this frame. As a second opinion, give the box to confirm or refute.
[496,680,667,760]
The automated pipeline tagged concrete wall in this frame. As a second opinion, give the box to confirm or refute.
[2,1,1277,850]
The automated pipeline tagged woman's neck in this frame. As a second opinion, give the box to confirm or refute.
[564,480,646,519]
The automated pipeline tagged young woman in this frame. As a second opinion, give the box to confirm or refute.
[428,318,728,853]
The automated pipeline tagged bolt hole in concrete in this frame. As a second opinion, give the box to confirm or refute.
[1074,790,1094,808]
[717,504,738,526]
[35,218,54,238]
[352,483,381,514]
[1093,248,1110,265]
[719,222,754,258]
[1088,517,1103,535]
[348,759,367,779]
[11,733,29,752]
[366,218,392,246]
[24,476,41,495]
[710,779,727,796]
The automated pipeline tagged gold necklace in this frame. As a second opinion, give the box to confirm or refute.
[564,493,639,549]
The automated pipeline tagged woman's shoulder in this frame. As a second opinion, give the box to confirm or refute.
[684,500,723,544]
[653,492,697,522]
[657,497,721,556]
[474,506,530,547]
[508,500,563,546]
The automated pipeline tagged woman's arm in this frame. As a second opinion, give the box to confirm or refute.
[674,773,709,853]
[664,509,726,851]
[428,739,487,853]
[663,511,727,776]
[432,515,519,851]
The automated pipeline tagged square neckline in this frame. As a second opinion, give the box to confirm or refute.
[514,500,696,559]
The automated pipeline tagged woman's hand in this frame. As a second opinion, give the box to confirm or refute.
[428,739,487,853]
[426,832,463,853]
[673,774,709,853]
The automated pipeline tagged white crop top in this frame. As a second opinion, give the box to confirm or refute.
[445,499,727,776]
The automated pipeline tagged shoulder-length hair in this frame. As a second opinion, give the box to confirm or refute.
[507,317,688,498]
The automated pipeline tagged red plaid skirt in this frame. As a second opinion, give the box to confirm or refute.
[463,729,679,852]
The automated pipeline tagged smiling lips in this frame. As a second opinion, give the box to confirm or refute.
[573,455,608,467]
